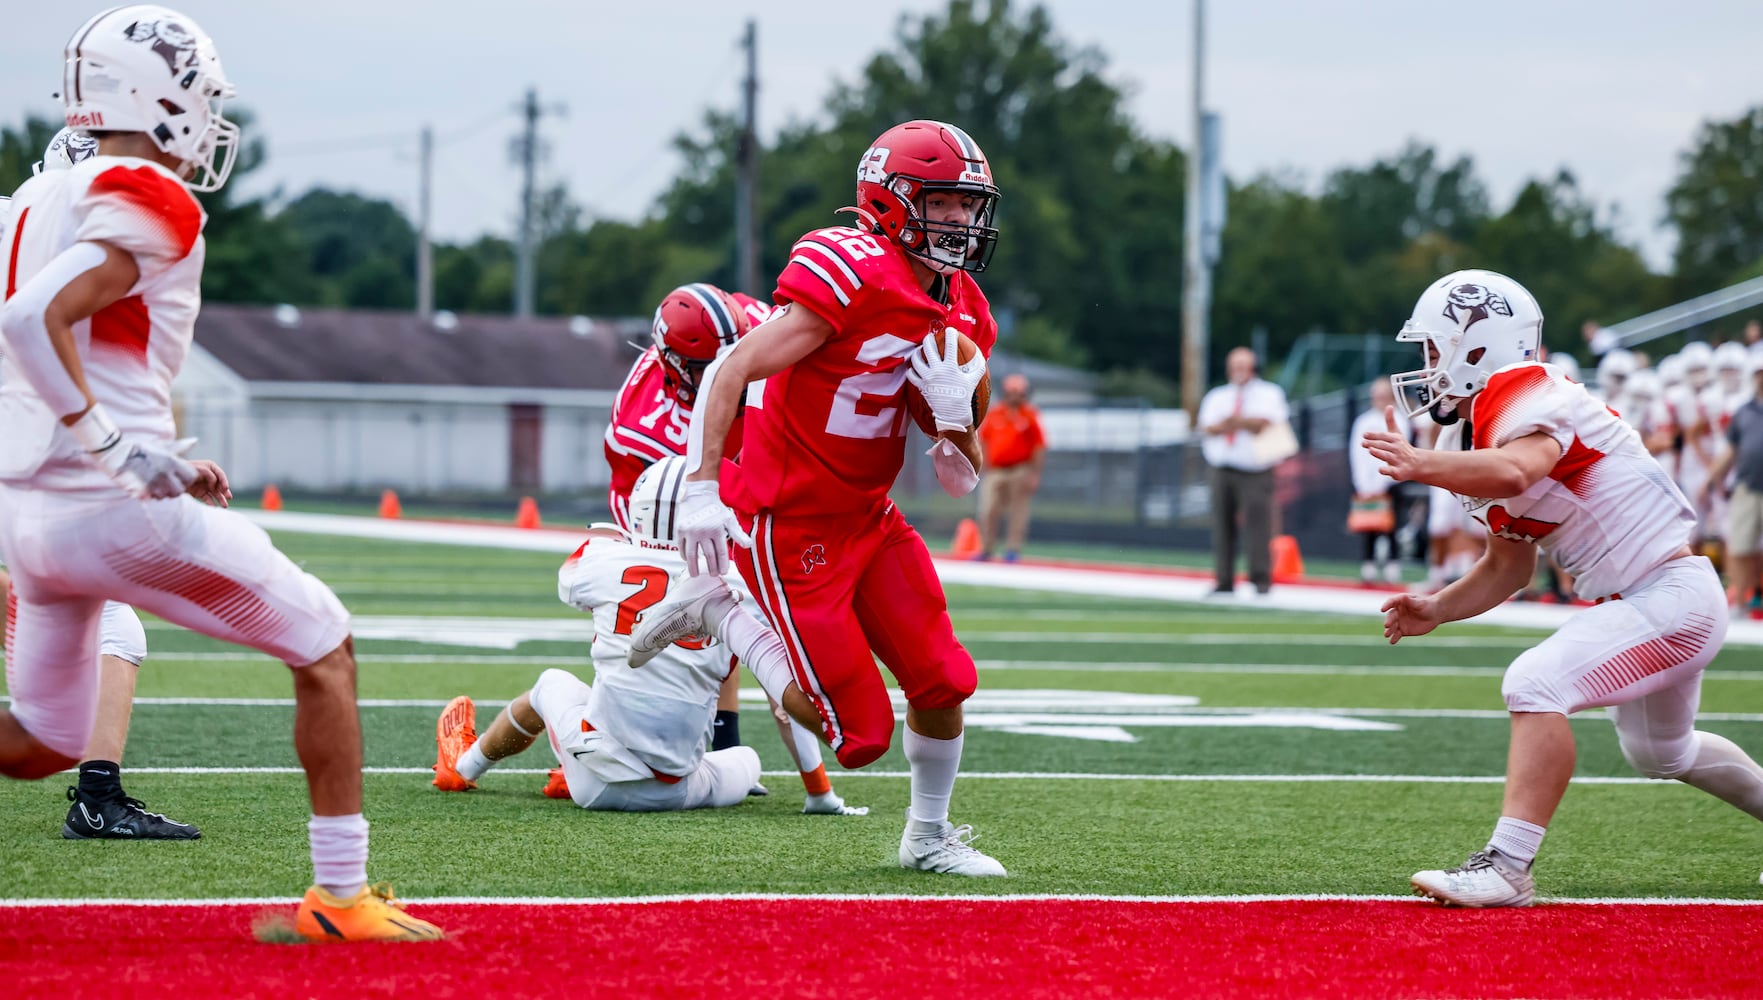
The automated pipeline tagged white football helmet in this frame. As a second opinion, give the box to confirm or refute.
[1715,341,1748,392]
[1680,340,1714,390]
[628,456,691,551]
[1547,351,1581,383]
[1624,369,1661,405]
[1659,353,1686,390]
[1391,269,1544,420]
[60,5,239,192]
[32,127,100,175]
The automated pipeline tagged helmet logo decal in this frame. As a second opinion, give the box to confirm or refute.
[1442,283,1513,331]
[123,18,200,77]
[858,146,891,183]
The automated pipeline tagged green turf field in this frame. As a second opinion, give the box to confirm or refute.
[4,529,1761,901]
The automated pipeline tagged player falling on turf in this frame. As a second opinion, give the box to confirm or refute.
[1366,269,1763,907]
[630,119,1005,876]
[601,282,862,814]
[0,6,438,941]
[2,127,201,841]
[433,458,769,810]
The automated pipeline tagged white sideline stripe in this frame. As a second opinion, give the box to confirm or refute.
[3,891,1760,908]
[34,698,1763,723]
[106,653,1763,683]
[92,767,1672,784]
[238,510,1763,647]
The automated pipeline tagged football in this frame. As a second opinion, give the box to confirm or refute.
[904,330,992,438]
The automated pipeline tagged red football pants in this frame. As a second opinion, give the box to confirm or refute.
[734,502,976,768]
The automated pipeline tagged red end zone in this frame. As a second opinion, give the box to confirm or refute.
[3,897,1758,999]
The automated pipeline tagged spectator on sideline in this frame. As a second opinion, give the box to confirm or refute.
[1198,347,1291,596]
[1703,361,1763,609]
[974,373,1047,562]
[1348,380,1408,585]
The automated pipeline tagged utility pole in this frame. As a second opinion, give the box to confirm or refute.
[1180,0,1210,421]
[511,88,564,318]
[417,124,433,321]
[735,20,761,297]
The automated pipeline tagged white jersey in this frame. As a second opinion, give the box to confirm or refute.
[556,534,734,779]
[0,156,205,491]
[1441,362,1696,600]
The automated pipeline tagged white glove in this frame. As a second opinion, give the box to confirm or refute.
[676,479,753,577]
[906,328,986,432]
[928,437,979,497]
[68,403,197,500]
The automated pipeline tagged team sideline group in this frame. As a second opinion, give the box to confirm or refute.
[2,4,1761,944]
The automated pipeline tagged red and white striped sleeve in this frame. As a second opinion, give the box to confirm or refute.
[1472,364,1575,452]
[72,162,203,279]
[773,229,871,332]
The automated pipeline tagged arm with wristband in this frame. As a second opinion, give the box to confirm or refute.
[0,239,196,498]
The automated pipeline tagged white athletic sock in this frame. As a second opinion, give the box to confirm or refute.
[455,742,493,781]
[309,813,369,898]
[1680,731,1763,821]
[789,717,823,772]
[1486,816,1547,870]
[720,605,795,705]
[904,728,963,831]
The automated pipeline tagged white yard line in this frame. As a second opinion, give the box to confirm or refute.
[96,766,1673,784]
[240,510,1763,646]
[2,891,1758,907]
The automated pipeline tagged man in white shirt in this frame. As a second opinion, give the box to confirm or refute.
[1197,347,1291,595]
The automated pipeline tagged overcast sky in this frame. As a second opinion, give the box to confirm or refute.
[4,1,1759,269]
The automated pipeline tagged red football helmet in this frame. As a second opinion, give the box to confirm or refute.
[651,283,747,403]
[846,119,1000,273]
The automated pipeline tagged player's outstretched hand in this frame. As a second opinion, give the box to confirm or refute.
[1362,406,1425,482]
[676,480,752,577]
[186,459,233,507]
[1380,592,1441,645]
[907,328,986,432]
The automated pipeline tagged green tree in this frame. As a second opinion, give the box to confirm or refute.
[1667,106,1763,295]
[0,115,63,193]
[279,189,417,309]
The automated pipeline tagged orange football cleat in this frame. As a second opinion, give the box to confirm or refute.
[542,766,571,800]
[295,883,444,942]
[432,695,477,792]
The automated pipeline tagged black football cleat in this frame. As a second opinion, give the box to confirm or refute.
[61,786,202,840]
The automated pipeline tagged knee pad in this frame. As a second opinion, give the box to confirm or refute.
[833,730,891,770]
[906,660,979,713]
[98,602,147,666]
[1501,653,1574,715]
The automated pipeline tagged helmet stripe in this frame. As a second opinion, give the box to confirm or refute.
[684,284,737,345]
[933,121,981,163]
[660,458,687,542]
[68,9,113,104]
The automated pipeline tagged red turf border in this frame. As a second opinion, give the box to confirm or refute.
[3,898,1757,999]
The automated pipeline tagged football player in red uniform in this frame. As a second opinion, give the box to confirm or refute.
[600,283,863,815]
[632,120,1004,875]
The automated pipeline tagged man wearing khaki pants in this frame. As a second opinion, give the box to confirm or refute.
[975,374,1047,562]
[1702,360,1763,609]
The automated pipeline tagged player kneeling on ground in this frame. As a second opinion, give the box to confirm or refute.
[1369,269,1763,907]
[434,459,862,814]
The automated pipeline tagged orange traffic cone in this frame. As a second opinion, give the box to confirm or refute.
[951,518,982,558]
[261,483,283,512]
[378,489,402,520]
[515,496,542,530]
[1271,534,1304,582]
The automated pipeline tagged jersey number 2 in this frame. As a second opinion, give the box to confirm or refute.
[825,333,919,440]
[614,566,709,650]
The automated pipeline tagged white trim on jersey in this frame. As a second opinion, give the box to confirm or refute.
[607,424,672,463]
[786,254,852,307]
[754,512,843,752]
[793,239,864,295]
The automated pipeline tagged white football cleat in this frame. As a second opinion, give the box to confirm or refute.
[1411,850,1535,908]
[803,790,868,816]
[899,814,1006,876]
[628,573,739,667]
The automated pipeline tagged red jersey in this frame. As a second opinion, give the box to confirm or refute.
[603,292,769,529]
[733,226,998,515]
